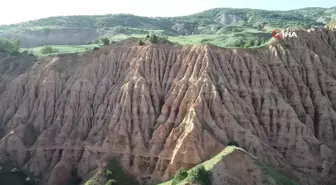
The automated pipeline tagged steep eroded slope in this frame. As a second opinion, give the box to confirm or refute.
[0,30,335,185]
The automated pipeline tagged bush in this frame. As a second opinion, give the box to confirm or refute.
[189,166,211,185]
[149,34,158,43]
[227,141,239,147]
[105,170,113,179]
[93,47,100,51]
[101,37,110,45]
[138,40,145,46]
[105,179,116,185]
[40,46,59,54]
[0,38,19,53]
[172,168,188,185]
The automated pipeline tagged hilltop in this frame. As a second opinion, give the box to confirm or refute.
[0,7,336,48]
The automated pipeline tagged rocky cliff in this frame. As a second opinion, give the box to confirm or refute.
[0,29,336,185]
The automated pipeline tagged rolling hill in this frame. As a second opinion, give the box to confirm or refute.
[0,7,335,48]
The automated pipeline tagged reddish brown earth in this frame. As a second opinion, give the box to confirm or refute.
[0,29,336,185]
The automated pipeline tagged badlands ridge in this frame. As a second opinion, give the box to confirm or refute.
[0,29,335,185]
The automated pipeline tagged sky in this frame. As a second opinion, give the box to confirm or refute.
[0,0,335,25]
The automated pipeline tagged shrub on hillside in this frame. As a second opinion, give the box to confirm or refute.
[172,168,188,185]
[189,166,211,185]
[93,47,100,51]
[101,37,110,45]
[227,141,239,147]
[149,34,158,43]
[40,46,59,54]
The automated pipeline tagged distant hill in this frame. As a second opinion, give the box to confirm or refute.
[0,7,335,47]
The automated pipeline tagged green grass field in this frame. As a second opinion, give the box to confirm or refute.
[21,29,273,57]
[20,44,100,56]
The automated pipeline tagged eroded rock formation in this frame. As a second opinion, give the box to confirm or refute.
[0,29,336,185]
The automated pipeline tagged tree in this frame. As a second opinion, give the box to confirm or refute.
[101,37,110,45]
[189,166,211,185]
[227,141,240,147]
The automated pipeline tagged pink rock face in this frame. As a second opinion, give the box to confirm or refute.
[0,29,336,185]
